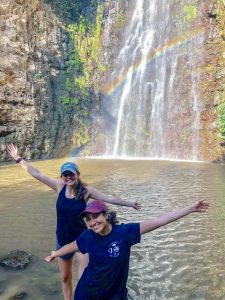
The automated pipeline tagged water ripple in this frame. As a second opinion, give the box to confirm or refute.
[1,159,225,299]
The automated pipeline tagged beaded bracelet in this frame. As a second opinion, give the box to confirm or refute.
[16,157,23,164]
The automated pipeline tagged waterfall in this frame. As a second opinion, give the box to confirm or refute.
[102,0,205,160]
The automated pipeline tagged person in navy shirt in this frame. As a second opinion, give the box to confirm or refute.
[45,199,209,300]
[7,144,141,300]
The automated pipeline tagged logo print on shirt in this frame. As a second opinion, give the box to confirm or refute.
[108,242,120,258]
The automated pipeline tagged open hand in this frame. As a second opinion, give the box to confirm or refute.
[192,200,209,212]
[132,201,142,210]
[7,143,19,160]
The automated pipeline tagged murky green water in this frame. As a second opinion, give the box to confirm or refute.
[1,159,225,299]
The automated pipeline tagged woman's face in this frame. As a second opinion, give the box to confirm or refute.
[85,212,110,235]
[61,171,79,186]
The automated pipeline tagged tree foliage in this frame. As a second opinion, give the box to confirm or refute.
[183,4,197,23]
[59,1,104,146]
[218,102,225,139]
[45,0,97,22]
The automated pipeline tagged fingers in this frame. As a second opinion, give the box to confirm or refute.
[135,205,142,210]
[7,144,18,159]
[7,144,12,152]
[199,201,209,208]
[44,256,51,262]
[7,143,15,149]
[136,201,142,209]
[45,250,57,262]
[134,201,142,210]
[7,143,16,153]
[44,255,55,263]
[196,201,209,212]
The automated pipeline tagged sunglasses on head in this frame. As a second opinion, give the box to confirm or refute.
[62,171,75,177]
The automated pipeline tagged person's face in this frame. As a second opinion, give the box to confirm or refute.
[85,212,109,235]
[61,171,78,186]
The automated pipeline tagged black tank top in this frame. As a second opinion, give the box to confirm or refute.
[56,185,87,245]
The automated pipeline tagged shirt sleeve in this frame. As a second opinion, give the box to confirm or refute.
[121,223,141,246]
[76,230,90,254]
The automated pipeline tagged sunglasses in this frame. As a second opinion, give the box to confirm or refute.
[62,171,75,177]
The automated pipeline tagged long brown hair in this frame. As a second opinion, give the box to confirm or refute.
[73,177,87,201]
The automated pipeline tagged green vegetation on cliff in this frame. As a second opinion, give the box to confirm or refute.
[67,4,104,93]
[46,0,96,22]
[58,1,104,146]
[218,103,225,139]
[216,0,225,141]
[183,4,197,23]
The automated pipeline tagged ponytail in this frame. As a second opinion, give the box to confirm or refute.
[107,211,119,225]
[74,178,87,200]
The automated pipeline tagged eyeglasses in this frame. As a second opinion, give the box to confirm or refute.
[62,171,75,177]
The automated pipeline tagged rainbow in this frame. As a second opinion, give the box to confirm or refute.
[103,27,206,96]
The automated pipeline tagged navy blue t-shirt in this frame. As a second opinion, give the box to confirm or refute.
[75,223,141,300]
[56,185,87,245]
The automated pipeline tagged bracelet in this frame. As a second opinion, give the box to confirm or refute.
[16,157,23,164]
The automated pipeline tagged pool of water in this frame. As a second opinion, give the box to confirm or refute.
[1,158,225,299]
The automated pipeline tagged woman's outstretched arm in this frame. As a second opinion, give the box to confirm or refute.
[45,241,78,262]
[86,186,142,210]
[140,201,209,235]
[7,143,60,191]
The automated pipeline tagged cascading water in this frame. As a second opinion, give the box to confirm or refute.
[102,0,205,160]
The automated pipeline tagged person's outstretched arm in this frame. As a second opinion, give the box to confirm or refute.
[140,201,209,235]
[45,241,78,262]
[86,186,141,210]
[7,143,60,191]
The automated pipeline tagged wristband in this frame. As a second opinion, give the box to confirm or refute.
[16,157,23,164]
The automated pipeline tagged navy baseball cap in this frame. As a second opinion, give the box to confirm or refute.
[61,162,80,175]
[80,200,109,218]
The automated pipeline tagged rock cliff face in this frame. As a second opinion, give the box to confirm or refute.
[198,0,225,161]
[0,0,225,161]
[0,0,79,160]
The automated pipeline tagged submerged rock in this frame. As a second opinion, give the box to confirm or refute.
[0,250,32,270]
[9,292,28,299]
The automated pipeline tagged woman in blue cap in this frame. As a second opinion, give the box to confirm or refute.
[7,144,141,300]
[45,199,209,300]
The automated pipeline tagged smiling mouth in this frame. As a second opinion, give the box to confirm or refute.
[66,178,74,182]
[92,223,101,230]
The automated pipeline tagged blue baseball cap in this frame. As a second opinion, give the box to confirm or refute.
[61,162,80,175]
